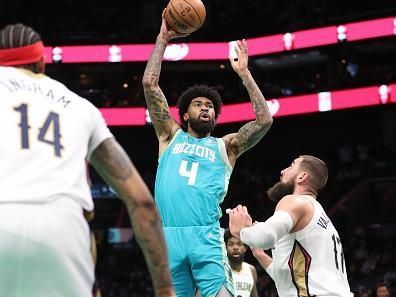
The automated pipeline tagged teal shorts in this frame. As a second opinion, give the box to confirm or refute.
[164,225,234,297]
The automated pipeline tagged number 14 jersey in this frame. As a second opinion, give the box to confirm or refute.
[272,195,353,297]
[155,129,233,227]
[0,66,112,210]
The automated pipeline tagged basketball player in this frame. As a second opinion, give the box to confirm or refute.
[224,229,259,297]
[0,23,175,297]
[228,155,354,297]
[142,12,273,297]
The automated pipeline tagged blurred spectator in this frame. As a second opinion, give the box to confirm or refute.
[375,283,391,297]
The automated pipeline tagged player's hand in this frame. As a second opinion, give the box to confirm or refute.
[158,9,190,42]
[229,39,249,75]
[228,204,253,240]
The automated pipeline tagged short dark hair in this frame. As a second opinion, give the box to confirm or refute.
[0,23,42,73]
[376,282,390,290]
[177,84,222,131]
[224,228,233,244]
[299,155,328,194]
[224,228,247,247]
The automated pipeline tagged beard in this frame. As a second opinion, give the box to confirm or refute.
[188,116,215,135]
[267,179,295,203]
[228,253,244,265]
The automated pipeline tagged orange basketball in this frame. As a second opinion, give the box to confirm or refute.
[164,0,206,34]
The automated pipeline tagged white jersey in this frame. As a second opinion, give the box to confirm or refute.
[272,195,353,297]
[232,262,255,297]
[0,66,113,210]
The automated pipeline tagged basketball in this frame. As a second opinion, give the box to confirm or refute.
[164,0,206,34]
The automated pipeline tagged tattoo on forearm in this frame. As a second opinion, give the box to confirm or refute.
[129,203,173,290]
[91,138,133,181]
[144,88,171,122]
[236,121,267,150]
[144,39,166,82]
[236,72,273,152]
[242,73,271,123]
[91,139,173,291]
[143,39,173,125]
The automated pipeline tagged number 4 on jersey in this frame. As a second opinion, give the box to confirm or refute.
[179,160,199,185]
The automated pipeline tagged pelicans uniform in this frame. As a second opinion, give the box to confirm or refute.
[232,262,255,297]
[155,129,234,297]
[272,195,353,297]
[0,66,113,297]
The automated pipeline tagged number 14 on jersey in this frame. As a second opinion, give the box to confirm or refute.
[14,103,63,157]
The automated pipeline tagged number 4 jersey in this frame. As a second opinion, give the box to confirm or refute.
[0,66,113,210]
[154,129,233,227]
[272,195,353,297]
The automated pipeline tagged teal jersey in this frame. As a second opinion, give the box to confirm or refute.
[155,129,233,227]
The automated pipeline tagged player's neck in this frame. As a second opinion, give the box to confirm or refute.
[187,128,211,139]
[292,185,316,198]
[295,188,317,199]
[229,260,243,272]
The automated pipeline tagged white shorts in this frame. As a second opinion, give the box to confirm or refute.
[0,198,94,297]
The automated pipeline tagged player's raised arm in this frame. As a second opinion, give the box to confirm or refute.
[90,138,175,297]
[142,12,188,144]
[223,39,273,164]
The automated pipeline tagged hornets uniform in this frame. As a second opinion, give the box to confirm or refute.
[155,129,234,297]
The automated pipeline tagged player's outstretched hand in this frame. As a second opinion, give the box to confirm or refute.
[229,39,249,75]
[159,9,190,41]
[228,204,253,240]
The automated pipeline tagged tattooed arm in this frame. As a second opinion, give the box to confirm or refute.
[223,39,273,166]
[90,138,175,297]
[142,12,188,153]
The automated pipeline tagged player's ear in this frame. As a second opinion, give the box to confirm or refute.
[37,56,46,73]
[297,172,308,184]
[183,113,189,121]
